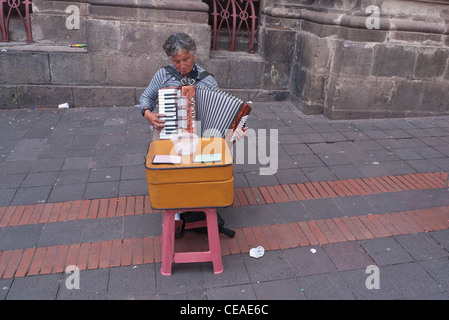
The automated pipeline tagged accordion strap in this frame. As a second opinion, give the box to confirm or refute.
[164,65,212,86]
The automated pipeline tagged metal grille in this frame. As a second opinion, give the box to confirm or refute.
[207,0,259,53]
[0,0,33,43]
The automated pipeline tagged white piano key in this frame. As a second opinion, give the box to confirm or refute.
[159,103,176,108]
[159,106,176,113]
[160,128,181,139]
[159,97,177,102]
[159,88,177,94]
[159,105,175,110]
[159,93,177,97]
[161,126,176,133]
[160,133,171,140]
[164,121,176,127]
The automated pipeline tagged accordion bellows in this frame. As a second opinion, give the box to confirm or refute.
[145,138,234,209]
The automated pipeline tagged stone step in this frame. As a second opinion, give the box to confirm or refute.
[213,30,258,53]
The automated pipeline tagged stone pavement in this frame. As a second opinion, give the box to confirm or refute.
[0,102,449,301]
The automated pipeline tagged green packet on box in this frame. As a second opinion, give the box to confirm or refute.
[193,153,222,163]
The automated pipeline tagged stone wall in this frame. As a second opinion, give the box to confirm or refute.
[259,0,449,119]
[1,0,449,119]
[0,0,288,109]
[1,0,209,108]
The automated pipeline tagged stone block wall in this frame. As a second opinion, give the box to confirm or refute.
[2,0,449,120]
[258,0,449,119]
[31,0,89,45]
[1,0,290,109]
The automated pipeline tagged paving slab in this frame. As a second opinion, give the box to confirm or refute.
[297,272,355,300]
[395,233,449,261]
[359,237,414,266]
[6,273,61,300]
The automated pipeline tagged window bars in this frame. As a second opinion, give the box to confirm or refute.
[0,0,33,43]
[210,0,259,53]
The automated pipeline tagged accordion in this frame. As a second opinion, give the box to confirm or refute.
[158,85,251,142]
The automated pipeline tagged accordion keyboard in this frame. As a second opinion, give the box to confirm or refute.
[158,87,196,140]
[159,88,180,139]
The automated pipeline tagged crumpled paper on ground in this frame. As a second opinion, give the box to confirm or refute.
[249,246,265,258]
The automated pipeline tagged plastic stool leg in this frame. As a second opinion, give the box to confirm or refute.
[161,209,176,276]
[204,208,224,274]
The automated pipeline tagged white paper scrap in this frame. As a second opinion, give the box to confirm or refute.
[249,246,265,259]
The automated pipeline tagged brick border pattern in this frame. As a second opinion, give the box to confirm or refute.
[0,172,447,227]
[234,172,448,206]
[0,172,448,279]
[0,205,448,279]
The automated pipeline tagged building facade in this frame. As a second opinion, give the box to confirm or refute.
[1,0,449,119]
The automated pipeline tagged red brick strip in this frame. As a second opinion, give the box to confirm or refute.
[0,172,446,228]
[1,205,448,279]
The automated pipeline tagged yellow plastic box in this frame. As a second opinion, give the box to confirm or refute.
[145,138,234,209]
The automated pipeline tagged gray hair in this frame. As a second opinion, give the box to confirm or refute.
[163,33,197,57]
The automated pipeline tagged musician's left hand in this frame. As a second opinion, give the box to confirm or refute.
[234,127,248,141]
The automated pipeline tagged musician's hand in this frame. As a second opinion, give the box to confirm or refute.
[234,127,248,141]
[144,110,165,131]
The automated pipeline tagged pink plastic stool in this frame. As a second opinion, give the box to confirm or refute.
[160,207,224,276]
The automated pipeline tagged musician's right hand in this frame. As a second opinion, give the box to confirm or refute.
[144,110,165,131]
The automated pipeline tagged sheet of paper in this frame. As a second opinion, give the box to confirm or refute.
[152,155,181,164]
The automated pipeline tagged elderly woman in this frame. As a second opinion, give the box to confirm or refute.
[140,33,218,132]
[141,33,247,236]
